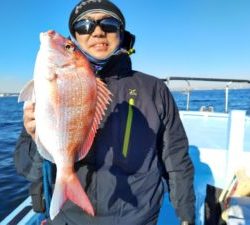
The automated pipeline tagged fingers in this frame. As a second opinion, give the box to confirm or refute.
[25,119,36,136]
[23,101,35,112]
[23,101,36,140]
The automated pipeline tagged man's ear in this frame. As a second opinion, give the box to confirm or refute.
[121,31,136,52]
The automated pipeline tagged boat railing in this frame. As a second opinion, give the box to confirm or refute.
[163,77,250,112]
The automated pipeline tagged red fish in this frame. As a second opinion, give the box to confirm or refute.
[19,30,112,219]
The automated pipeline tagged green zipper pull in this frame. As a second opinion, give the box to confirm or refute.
[122,98,135,158]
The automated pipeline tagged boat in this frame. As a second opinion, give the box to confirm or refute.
[1,77,250,225]
[158,77,250,225]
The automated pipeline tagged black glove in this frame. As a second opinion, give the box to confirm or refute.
[180,221,195,225]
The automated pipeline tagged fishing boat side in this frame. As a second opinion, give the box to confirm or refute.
[0,197,43,225]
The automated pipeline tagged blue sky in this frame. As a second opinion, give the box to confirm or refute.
[0,0,250,92]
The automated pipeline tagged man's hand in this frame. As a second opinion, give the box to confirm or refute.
[23,101,36,140]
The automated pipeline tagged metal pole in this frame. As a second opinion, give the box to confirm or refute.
[225,82,232,113]
[186,80,191,111]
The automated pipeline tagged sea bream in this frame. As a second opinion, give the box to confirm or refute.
[18,30,112,219]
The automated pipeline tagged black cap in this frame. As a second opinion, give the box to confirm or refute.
[69,0,125,37]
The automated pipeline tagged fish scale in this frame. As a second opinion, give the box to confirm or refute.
[18,30,112,220]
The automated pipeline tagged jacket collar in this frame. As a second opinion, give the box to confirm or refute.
[95,52,132,79]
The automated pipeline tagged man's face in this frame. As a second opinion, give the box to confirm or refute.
[75,12,121,60]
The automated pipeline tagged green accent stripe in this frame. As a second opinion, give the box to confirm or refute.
[122,98,134,158]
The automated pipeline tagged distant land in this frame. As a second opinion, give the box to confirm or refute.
[0,93,19,97]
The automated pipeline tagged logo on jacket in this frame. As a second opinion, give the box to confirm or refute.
[129,89,137,96]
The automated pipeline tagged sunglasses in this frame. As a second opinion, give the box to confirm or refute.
[74,17,122,35]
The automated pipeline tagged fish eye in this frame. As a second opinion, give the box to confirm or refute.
[65,43,75,52]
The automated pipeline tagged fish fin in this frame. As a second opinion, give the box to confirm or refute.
[49,175,67,220]
[18,80,35,103]
[36,136,54,162]
[77,78,112,160]
[66,173,95,216]
[50,171,94,220]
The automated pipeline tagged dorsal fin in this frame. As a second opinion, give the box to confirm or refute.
[77,78,112,161]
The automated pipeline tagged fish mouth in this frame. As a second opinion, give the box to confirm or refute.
[40,30,56,42]
[39,30,60,54]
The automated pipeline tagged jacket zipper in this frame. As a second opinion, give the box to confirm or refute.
[122,98,135,158]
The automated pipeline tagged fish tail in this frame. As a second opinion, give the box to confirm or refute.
[49,175,66,220]
[66,173,95,216]
[49,172,95,220]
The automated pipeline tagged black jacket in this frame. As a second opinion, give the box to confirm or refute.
[14,53,195,225]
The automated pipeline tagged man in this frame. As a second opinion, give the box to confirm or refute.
[14,1,195,224]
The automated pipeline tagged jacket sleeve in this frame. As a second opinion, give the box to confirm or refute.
[157,81,195,223]
[14,126,43,182]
